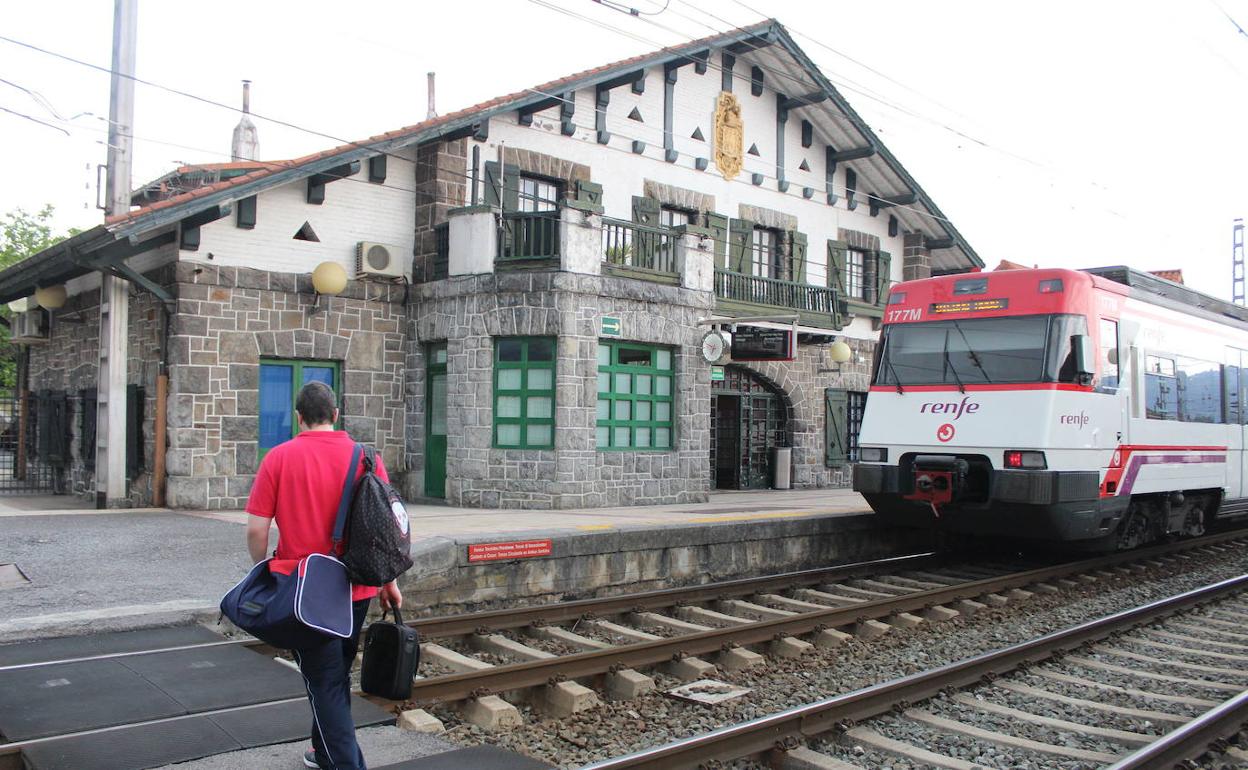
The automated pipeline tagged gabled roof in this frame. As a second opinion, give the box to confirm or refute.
[1149,269,1184,285]
[0,19,980,303]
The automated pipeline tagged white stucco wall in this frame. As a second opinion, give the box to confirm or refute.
[469,55,911,340]
[185,148,417,279]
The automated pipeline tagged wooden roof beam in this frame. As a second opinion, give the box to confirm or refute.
[780,91,827,111]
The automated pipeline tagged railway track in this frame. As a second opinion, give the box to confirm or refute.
[2,529,1245,769]
[402,531,1246,715]
[579,573,1248,770]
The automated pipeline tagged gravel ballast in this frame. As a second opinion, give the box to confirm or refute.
[428,544,1248,768]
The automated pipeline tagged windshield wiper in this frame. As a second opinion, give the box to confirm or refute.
[951,320,992,384]
[883,354,904,394]
[942,332,966,394]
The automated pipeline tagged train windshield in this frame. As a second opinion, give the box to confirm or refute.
[874,314,1088,387]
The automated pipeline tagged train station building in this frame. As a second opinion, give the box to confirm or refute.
[0,20,980,510]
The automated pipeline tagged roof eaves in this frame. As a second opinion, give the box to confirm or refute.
[108,22,777,245]
[0,225,113,304]
[769,25,982,269]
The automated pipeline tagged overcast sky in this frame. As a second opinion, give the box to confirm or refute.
[2,1,1246,299]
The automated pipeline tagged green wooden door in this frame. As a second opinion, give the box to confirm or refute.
[425,344,448,498]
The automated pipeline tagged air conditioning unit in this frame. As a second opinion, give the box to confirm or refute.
[11,309,49,345]
[355,241,407,280]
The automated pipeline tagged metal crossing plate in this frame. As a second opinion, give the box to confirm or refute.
[210,695,393,748]
[117,645,305,712]
[21,696,394,770]
[0,659,185,740]
[0,625,224,667]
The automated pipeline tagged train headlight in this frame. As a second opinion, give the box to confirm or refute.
[859,447,888,463]
[1004,450,1047,469]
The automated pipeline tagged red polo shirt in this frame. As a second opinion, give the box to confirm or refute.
[246,430,387,601]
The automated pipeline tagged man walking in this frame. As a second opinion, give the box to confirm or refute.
[245,381,401,770]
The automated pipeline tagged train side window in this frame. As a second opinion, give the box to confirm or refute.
[1176,357,1222,424]
[1097,319,1119,394]
[1223,357,1241,425]
[1144,354,1178,420]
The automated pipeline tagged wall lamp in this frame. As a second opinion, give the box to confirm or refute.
[818,338,854,373]
[310,261,347,313]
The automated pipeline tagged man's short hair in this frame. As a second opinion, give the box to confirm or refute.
[296,381,337,427]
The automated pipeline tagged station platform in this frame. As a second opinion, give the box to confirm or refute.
[0,489,912,643]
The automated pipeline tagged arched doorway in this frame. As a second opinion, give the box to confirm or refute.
[710,366,790,490]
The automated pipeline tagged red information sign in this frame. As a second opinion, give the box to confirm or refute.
[467,539,553,563]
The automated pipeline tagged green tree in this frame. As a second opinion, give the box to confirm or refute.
[0,205,79,388]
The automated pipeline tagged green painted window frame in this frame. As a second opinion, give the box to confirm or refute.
[258,358,342,460]
[596,341,675,451]
[492,337,557,449]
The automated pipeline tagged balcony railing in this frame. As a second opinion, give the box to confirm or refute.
[601,217,679,276]
[500,211,560,260]
[431,222,449,280]
[714,268,837,316]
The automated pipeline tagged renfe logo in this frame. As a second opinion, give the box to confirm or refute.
[1060,411,1090,429]
[920,396,980,421]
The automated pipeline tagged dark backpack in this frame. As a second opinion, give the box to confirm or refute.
[342,445,414,586]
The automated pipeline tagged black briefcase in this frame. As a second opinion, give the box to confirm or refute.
[360,606,420,700]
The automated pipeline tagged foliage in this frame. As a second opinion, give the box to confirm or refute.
[0,206,80,388]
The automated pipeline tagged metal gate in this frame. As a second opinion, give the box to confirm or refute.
[710,367,790,490]
[0,389,63,493]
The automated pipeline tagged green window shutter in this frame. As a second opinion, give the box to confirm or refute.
[483,162,520,211]
[631,195,660,226]
[631,196,661,265]
[874,250,892,306]
[483,161,501,209]
[825,387,849,466]
[826,240,847,294]
[827,240,849,329]
[126,384,144,479]
[705,212,729,269]
[789,231,808,284]
[728,218,755,273]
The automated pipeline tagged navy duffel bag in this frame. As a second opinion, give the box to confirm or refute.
[221,553,355,649]
[220,445,362,650]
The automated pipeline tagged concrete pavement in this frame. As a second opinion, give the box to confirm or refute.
[0,489,879,642]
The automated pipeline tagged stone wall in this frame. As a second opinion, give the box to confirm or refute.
[412,138,468,283]
[728,335,874,489]
[25,269,167,505]
[406,271,714,509]
[164,263,407,509]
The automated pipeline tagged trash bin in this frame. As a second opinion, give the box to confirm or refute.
[771,447,792,490]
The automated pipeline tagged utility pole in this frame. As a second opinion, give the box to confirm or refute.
[96,0,137,507]
[1234,218,1244,307]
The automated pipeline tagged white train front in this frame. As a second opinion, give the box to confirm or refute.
[852,266,1248,549]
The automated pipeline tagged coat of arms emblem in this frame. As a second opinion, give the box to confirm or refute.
[713,92,744,180]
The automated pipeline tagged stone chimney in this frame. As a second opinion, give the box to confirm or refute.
[427,72,437,120]
[231,80,259,161]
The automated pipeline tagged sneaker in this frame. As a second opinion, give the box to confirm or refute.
[302,749,320,769]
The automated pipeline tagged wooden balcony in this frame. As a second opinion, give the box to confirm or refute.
[600,217,680,284]
[714,268,841,329]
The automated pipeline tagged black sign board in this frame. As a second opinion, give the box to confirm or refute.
[731,327,794,361]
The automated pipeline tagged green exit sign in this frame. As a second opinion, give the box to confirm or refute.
[711,366,725,381]
[601,316,622,336]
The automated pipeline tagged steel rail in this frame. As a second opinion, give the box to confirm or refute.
[578,573,1248,769]
[407,551,943,638]
[1103,690,1248,770]
[0,552,941,674]
[405,532,1248,704]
